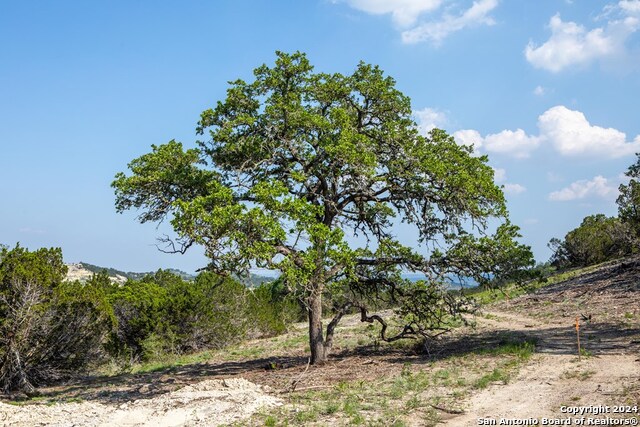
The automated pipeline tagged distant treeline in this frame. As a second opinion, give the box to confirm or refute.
[78,262,274,287]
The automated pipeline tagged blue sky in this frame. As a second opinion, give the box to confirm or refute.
[2,0,640,273]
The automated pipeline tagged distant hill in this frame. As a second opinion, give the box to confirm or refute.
[65,262,197,284]
[65,262,274,286]
[239,273,276,288]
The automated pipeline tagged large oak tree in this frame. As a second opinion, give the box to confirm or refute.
[113,52,533,364]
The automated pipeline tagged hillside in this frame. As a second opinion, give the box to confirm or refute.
[4,257,639,426]
[65,262,274,286]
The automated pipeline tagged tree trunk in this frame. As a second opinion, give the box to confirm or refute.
[308,291,327,364]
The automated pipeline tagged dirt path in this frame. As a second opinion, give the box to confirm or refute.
[447,308,640,426]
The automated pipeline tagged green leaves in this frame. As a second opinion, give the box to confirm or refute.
[113,51,533,356]
[617,153,640,239]
[549,214,633,268]
[112,140,216,224]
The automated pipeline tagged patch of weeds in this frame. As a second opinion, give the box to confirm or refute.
[294,407,318,423]
[579,348,592,358]
[562,369,595,381]
[280,334,307,350]
[263,415,278,427]
[322,401,340,415]
[474,368,509,389]
[455,377,467,387]
[479,339,536,361]
[349,412,366,425]
[433,369,451,384]
[343,395,362,417]
[405,394,423,410]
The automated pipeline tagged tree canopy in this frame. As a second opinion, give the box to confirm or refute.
[113,51,533,364]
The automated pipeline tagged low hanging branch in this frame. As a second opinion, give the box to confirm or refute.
[357,306,419,342]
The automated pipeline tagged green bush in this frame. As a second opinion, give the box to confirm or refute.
[0,244,114,393]
[107,278,169,361]
[549,214,633,268]
[163,271,250,352]
[247,279,303,337]
[108,270,300,362]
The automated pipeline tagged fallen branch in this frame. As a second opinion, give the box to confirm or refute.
[429,404,465,415]
[282,358,311,393]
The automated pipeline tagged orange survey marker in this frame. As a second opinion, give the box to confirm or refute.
[575,317,581,360]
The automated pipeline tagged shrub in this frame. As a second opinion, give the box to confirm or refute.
[247,279,303,337]
[163,271,250,352]
[107,278,169,361]
[549,215,633,268]
[108,270,277,361]
[0,245,114,394]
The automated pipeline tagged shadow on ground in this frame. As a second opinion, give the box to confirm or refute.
[12,319,637,406]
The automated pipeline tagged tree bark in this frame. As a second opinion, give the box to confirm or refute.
[308,291,327,364]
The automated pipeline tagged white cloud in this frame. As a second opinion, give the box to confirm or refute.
[538,105,640,158]
[454,128,539,158]
[483,129,541,159]
[490,167,525,194]
[414,107,448,135]
[453,105,640,159]
[453,129,484,153]
[548,175,618,201]
[503,183,527,194]
[533,85,546,96]
[402,0,499,45]
[525,11,640,72]
[339,0,443,27]
[492,167,506,183]
[620,0,640,14]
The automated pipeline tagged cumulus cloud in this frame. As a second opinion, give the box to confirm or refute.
[336,0,499,45]
[538,105,640,158]
[503,183,527,194]
[339,0,443,27]
[453,128,540,158]
[525,9,640,72]
[414,107,448,135]
[453,105,640,159]
[483,129,541,159]
[402,0,499,45]
[619,0,640,14]
[452,129,484,154]
[548,175,618,201]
